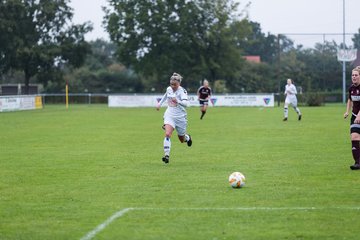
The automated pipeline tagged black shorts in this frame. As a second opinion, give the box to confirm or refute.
[199,100,209,106]
[350,115,360,134]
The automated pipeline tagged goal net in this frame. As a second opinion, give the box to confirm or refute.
[337,48,358,62]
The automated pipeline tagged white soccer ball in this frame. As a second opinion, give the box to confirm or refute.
[228,172,246,188]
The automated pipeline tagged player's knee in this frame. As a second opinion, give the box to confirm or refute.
[351,133,360,141]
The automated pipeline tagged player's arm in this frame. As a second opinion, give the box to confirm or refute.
[177,89,189,107]
[292,86,298,95]
[156,92,167,110]
[293,86,297,94]
[207,88,212,100]
[287,85,296,94]
[344,98,352,118]
[177,99,188,107]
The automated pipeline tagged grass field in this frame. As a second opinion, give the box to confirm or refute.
[1,104,360,239]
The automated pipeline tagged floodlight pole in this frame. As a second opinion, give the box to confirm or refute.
[277,34,281,107]
[342,0,346,103]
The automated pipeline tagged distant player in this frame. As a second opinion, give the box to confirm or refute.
[156,72,192,164]
[344,66,360,170]
[283,78,302,121]
[197,79,212,120]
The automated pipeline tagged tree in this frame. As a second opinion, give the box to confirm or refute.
[226,61,275,93]
[63,40,142,93]
[0,0,92,94]
[84,39,117,70]
[104,0,248,91]
[296,41,342,92]
[352,29,360,49]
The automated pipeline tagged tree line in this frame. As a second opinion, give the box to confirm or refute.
[1,0,360,95]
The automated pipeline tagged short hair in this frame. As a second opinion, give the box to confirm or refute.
[170,72,183,83]
[353,66,360,73]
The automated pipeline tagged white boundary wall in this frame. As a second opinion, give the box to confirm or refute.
[108,94,274,107]
[0,95,43,112]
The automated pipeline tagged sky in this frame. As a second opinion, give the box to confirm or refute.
[69,0,360,48]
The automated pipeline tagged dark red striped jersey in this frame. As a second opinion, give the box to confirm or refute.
[197,86,212,100]
[349,84,360,115]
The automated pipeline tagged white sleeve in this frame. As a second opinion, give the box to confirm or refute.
[178,88,188,107]
[289,85,297,94]
[158,92,167,106]
[178,99,189,107]
[292,85,297,95]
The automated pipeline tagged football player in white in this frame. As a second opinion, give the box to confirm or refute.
[156,73,192,164]
[283,78,302,121]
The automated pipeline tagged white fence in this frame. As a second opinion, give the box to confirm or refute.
[108,94,274,107]
[0,95,43,112]
[0,94,274,111]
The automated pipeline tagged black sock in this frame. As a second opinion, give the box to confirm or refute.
[352,141,360,164]
[200,111,206,119]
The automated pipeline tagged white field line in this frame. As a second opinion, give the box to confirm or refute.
[80,206,360,240]
[136,206,360,211]
[80,208,134,240]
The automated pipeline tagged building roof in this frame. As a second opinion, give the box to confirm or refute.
[244,55,261,63]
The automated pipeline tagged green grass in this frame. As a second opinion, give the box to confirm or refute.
[1,104,360,239]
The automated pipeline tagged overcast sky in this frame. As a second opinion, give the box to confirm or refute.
[69,0,360,48]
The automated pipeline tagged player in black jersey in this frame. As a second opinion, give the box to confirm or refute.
[344,66,360,170]
[197,80,212,120]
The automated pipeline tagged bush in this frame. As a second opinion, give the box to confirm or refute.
[305,92,325,106]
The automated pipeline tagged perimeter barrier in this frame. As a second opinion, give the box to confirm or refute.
[0,92,344,112]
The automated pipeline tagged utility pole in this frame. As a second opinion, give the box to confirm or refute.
[277,34,281,107]
[342,0,346,103]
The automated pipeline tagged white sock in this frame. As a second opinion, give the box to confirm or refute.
[294,107,301,115]
[284,107,288,118]
[164,137,171,156]
[185,134,190,142]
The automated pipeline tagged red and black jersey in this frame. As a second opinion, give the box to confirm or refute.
[197,86,212,100]
[349,84,360,115]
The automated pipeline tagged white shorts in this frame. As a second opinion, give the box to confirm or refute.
[163,114,187,136]
[285,96,297,107]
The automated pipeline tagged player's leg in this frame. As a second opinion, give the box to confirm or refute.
[292,98,302,120]
[200,101,208,120]
[177,134,192,146]
[297,108,302,121]
[350,118,360,170]
[199,100,205,119]
[175,117,192,146]
[283,99,289,121]
[162,117,175,163]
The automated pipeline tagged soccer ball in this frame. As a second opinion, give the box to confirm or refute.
[228,172,246,188]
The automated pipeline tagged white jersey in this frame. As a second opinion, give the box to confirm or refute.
[284,83,298,106]
[284,84,297,96]
[159,86,188,118]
